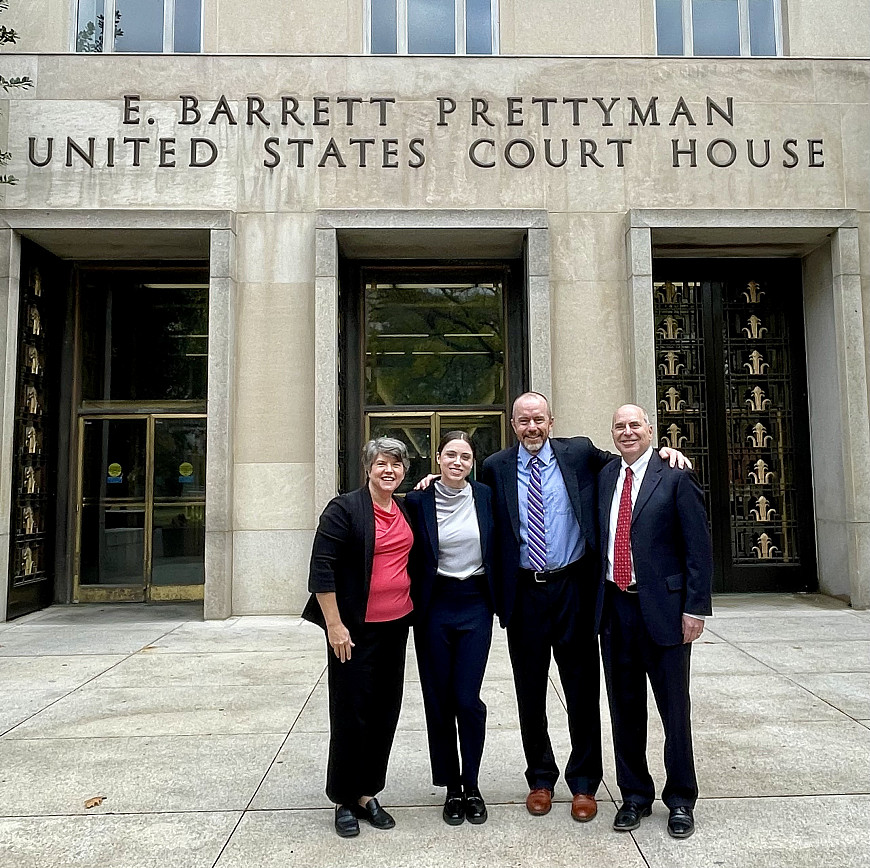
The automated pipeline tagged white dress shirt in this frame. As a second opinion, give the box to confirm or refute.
[605,445,704,621]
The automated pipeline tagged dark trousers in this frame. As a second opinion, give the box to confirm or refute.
[600,583,697,809]
[506,560,602,795]
[415,576,493,790]
[325,614,410,805]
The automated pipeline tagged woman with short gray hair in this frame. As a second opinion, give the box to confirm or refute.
[303,437,414,838]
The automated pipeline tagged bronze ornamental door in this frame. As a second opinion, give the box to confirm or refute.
[653,260,817,593]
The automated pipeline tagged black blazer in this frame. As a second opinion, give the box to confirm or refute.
[480,437,613,627]
[302,485,411,635]
[404,480,496,617]
[596,452,713,646]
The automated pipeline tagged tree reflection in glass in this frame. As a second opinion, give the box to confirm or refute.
[365,281,505,407]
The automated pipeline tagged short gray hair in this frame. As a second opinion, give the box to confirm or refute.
[362,437,410,473]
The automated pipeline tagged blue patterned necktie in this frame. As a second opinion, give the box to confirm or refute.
[528,456,548,572]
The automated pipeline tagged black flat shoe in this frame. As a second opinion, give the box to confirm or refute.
[443,791,465,825]
[667,806,695,839]
[464,787,487,825]
[613,801,652,831]
[355,797,396,830]
[335,804,360,838]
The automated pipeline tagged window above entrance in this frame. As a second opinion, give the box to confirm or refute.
[655,0,781,56]
[74,0,201,53]
[367,0,498,55]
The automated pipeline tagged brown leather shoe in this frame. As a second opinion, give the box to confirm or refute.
[571,793,598,822]
[525,788,552,816]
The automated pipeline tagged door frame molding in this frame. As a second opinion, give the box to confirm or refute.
[0,210,236,620]
[626,208,869,608]
[314,209,551,516]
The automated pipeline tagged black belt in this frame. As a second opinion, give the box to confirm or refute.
[519,561,580,584]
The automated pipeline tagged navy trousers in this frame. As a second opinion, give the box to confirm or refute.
[600,583,698,809]
[415,576,493,789]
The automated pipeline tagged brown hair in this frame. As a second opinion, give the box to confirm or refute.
[437,430,475,458]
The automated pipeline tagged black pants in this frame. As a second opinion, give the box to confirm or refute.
[415,575,493,789]
[506,560,602,795]
[325,614,410,805]
[600,583,697,809]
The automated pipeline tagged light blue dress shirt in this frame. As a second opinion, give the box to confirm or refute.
[517,440,584,570]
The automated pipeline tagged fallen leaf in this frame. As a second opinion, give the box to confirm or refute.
[84,796,106,809]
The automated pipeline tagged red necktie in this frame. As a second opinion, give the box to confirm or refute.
[613,467,633,591]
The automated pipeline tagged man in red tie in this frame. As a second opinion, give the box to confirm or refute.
[595,404,713,839]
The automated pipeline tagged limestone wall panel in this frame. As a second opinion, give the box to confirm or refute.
[232,530,315,614]
[550,279,631,451]
[788,0,870,59]
[501,0,645,55]
[3,0,70,53]
[234,280,315,465]
[214,0,361,54]
[548,212,628,283]
[233,463,315,531]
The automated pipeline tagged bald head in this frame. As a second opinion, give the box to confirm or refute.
[511,392,554,454]
[611,404,653,465]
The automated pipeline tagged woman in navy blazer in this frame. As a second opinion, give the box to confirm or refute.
[404,431,497,827]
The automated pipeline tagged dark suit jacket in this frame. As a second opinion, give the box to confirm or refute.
[596,452,713,646]
[481,437,613,627]
[301,485,411,635]
[404,481,496,617]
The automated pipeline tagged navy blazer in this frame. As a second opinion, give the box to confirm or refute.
[302,485,411,635]
[481,437,613,627]
[596,452,713,646]
[404,481,496,617]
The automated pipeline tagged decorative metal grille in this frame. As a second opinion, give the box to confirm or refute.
[11,265,52,588]
[653,280,712,513]
[723,278,800,564]
[654,271,805,571]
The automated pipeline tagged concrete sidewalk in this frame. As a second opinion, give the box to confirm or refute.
[0,594,868,868]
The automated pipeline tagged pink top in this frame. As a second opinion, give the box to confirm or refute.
[365,501,414,623]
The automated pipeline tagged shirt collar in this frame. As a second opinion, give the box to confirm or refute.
[621,444,654,475]
[519,438,554,468]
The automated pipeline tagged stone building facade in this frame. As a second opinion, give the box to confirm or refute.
[0,1,868,619]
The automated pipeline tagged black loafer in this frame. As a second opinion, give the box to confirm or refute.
[667,806,695,839]
[464,787,488,825]
[335,804,360,838]
[355,797,396,830]
[613,801,652,831]
[443,791,465,825]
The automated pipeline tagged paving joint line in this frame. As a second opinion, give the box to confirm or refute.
[0,621,193,739]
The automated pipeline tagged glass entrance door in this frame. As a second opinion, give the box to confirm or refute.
[75,414,206,602]
[339,263,525,492]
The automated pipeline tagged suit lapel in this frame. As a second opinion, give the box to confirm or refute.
[361,486,375,598]
[499,446,521,543]
[632,453,663,523]
[599,460,620,543]
[422,487,440,562]
[472,483,489,557]
[550,439,584,524]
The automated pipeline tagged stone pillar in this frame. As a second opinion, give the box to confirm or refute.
[204,227,237,619]
[0,229,20,621]
[625,225,657,428]
[314,225,338,516]
[831,227,870,609]
[526,227,552,398]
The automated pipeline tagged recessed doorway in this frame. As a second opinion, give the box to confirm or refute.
[72,268,209,603]
[339,261,527,492]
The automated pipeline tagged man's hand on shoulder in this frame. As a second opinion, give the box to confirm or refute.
[659,446,693,469]
[413,474,439,491]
